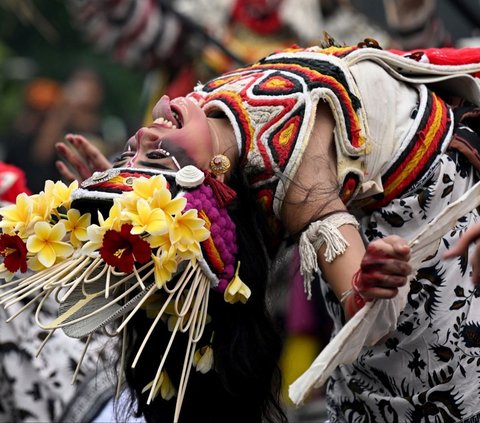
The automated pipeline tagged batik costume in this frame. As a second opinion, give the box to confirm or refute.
[189,44,480,422]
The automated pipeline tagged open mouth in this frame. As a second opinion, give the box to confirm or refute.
[153,96,183,129]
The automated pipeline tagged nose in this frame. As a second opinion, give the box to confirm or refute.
[136,126,161,147]
[124,126,162,168]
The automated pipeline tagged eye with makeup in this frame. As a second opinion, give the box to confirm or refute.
[145,148,170,160]
[112,139,136,167]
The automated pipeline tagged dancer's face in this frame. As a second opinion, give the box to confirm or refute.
[113,95,214,171]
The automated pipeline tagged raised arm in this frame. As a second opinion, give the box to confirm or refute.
[281,102,411,318]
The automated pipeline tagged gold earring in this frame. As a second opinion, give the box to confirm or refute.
[209,154,230,176]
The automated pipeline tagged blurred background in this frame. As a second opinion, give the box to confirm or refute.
[0,0,146,183]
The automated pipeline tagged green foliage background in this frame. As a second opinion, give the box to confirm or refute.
[0,0,147,135]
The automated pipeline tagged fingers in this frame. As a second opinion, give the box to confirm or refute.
[470,243,480,284]
[372,235,411,260]
[443,224,480,259]
[55,160,79,183]
[354,271,407,300]
[361,255,412,277]
[353,236,412,301]
[55,134,112,183]
[65,134,111,171]
[55,140,92,182]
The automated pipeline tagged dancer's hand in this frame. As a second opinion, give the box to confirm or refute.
[55,134,112,183]
[354,235,412,301]
[444,224,480,284]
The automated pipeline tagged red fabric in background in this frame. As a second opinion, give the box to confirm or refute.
[0,162,31,204]
[390,47,480,66]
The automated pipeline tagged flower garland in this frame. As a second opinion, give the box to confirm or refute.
[0,170,252,415]
[0,175,211,287]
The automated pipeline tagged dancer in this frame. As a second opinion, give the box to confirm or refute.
[4,40,480,422]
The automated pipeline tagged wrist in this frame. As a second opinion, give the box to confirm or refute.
[341,270,367,318]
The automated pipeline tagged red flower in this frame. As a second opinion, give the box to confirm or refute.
[0,233,28,273]
[100,224,151,273]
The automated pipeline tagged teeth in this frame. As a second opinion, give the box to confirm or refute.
[153,117,177,129]
[173,111,180,122]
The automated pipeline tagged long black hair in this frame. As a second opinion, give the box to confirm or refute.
[122,170,287,423]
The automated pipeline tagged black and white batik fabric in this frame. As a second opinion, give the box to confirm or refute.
[323,151,480,423]
[0,296,114,423]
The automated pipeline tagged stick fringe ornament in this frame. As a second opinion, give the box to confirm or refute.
[0,166,249,422]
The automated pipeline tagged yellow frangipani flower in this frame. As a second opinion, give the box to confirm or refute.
[142,371,176,401]
[124,198,169,236]
[0,263,15,282]
[152,247,178,288]
[81,223,107,255]
[150,189,186,216]
[28,241,80,271]
[170,209,209,259]
[224,263,251,304]
[31,192,54,222]
[193,345,214,374]
[27,221,74,268]
[63,209,91,248]
[146,232,173,250]
[132,175,168,200]
[44,180,78,209]
[102,201,124,231]
[0,193,38,236]
[27,253,51,272]
[116,191,139,215]
[159,371,176,401]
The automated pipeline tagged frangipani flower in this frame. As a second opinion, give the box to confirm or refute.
[146,232,173,250]
[152,247,178,288]
[99,224,151,273]
[170,209,210,259]
[150,188,186,216]
[142,371,176,401]
[0,262,15,282]
[102,201,124,231]
[224,263,251,304]
[63,209,91,248]
[81,223,106,255]
[0,233,28,273]
[131,175,168,200]
[26,221,74,268]
[0,193,38,236]
[193,345,214,374]
[27,254,48,272]
[44,180,78,209]
[124,199,169,236]
[31,192,55,222]
[115,192,139,216]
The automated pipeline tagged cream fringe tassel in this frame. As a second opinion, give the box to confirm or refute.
[299,212,359,299]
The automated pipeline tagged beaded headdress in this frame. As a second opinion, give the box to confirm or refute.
[0,166,249,421]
